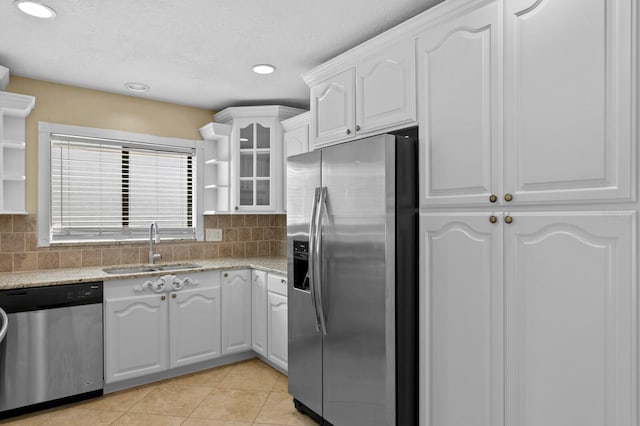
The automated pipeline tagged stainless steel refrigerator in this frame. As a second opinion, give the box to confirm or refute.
[287,130,418,426]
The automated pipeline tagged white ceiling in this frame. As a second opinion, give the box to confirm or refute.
[0,0,444,111]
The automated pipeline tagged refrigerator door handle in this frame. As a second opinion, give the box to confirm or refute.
[308,187,321,333]
[314,186,328,336]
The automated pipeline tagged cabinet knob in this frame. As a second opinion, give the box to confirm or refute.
[171,293,177,299]
[489,215,497,224]
[224,273,228,278]
[504,193,513,202]
[355,125,361,132]
[489,194,497,203]
[505,215,513,224]
[346,129,352,135]
[235,206,239,211]
[281,279,285,283]
[161,295,166,301]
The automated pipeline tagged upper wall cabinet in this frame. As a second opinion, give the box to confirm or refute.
[282,112,311,159]
[305,38,417,149]
[418,0,500,207]
[418,0,636,208]
[503,0,635,205]
[209,106,306,213]
[0,87,35,214]
[309,68,355,148]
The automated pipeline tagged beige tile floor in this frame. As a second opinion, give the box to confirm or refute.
[0,359,317,426]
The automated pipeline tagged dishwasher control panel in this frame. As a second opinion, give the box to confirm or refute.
[0,282,103,314]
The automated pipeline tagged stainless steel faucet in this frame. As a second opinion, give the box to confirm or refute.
[148,222,162,264]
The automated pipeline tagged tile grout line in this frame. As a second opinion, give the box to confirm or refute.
[108,410,126,425]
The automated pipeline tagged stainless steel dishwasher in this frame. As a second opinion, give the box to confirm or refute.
[0,282,103,417]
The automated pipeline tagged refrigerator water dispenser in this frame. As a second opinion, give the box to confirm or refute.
[292,240,309,291]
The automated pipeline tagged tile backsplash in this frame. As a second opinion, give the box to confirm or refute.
[0,214,286,273]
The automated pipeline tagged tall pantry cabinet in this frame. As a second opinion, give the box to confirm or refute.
[417,0,637,426]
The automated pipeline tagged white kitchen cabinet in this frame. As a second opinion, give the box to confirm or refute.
[105,271,222,384]
[0,87,35,214]
[267,273,288,371]
[282,112,310,212]
[306,38,416,149]
[104,293,169,384]
[282,112,310,159]
[503,213,635,426]
[309,68,355,149]
[419,213,503,426]
[169,286,221,368]
[420,212,636,426]
[221,269,252,354]
[418,0,635,208]
[417,1,500,208]
[503,0,634,205]
[355,38,416,136]
[213,106,306,213]
[251,269,268,357]
[198,122,232,214]
[267,292,288,371]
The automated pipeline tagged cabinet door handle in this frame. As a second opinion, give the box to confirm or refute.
[171,294,177,299]
[505,215,513,224]
[346,129,352,135]
[355,125,361,132]
[489,215,497,224]
[281,279,285,284]
[223,273,228,278]
[489,194,497,203]
[504,193,513,202]
[235,206,239,211]
[161,295,166,301]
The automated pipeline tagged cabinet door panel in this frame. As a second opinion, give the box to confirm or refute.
[418,2,500,207]
[504,213,636,426]
[221,270,252,354]
[504,0,634,204]
[252,270,268,356]
[310,68,355,149]
[169,287,221,368]
[420,213,503,426]
[356,38,416,135]
[104,294,168,383]
[267,292,288,371]
[234,118,277,212]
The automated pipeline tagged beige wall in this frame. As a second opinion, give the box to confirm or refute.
[5,76,214,214]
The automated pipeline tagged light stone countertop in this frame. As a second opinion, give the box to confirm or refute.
[0,257,287,290]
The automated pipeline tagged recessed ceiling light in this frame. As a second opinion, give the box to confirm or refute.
[14,0,56,19]
[252,64,276,75]
[125,82,150,93]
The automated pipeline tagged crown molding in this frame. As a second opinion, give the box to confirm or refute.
[213,105,307,124]
[199,122,232,140]
[281,111,310,131]
[0,91,35,117]
[0,65,9,91]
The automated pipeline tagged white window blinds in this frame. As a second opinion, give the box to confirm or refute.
[50,134,195,243]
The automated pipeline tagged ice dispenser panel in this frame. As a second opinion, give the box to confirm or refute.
[293,240,309,291]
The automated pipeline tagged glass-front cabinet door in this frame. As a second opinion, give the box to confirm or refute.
[237,119,276,211]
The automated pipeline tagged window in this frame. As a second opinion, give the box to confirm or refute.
[38,123,203,246]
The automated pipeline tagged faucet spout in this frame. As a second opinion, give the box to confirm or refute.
[149,222,162,264]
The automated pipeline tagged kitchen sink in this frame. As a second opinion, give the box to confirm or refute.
[103,263,201,274]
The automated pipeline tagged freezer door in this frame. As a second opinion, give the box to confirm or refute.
[287,151,323,416]
[320,135,396,426]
